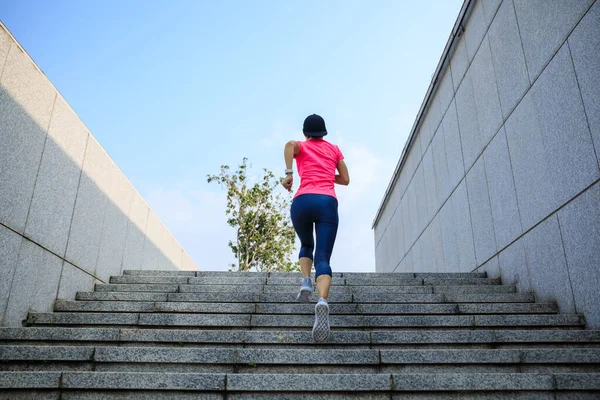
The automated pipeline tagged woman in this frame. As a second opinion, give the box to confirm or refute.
[281,114,350,342]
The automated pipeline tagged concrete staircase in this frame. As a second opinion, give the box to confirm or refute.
[1,270,599,399]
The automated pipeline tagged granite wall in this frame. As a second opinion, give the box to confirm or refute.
[373,0,600,327]
[0,23,198,327]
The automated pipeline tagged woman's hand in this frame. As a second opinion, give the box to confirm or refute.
[282,174,293,192]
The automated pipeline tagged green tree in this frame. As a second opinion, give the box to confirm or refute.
[207,158,299,272]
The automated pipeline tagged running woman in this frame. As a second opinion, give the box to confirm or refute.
[281,114,350,342]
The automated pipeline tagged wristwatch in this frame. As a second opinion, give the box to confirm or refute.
[285,169,294,175]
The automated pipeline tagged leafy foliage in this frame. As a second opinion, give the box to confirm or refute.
[207,158,299,272]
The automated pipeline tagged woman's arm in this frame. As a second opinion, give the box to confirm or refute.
[284,140,300,170]
[282,140,300,192]
[335,159,350,186]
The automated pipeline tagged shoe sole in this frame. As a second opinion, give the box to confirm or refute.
[296,288,313,303]
[312,302,330,342]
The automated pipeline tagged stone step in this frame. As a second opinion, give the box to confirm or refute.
[443,293,534,303]
[190,277,349,286]
[121,270,488,279]
[343,272,487,279]
[2,328,599,346]
[422,278,500,286]
[123,270,197,276]
[78,291,534,304]
[352,286,514,295]
[2,346,600,366]
[26,312,585,329]
[54,301,558,315]
[94,283,516,295]
[2,371,598,392]
[108,276,500,287]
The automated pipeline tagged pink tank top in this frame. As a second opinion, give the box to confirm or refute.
[294,139,344,199]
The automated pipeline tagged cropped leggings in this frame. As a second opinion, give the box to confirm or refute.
[290,194,339,280]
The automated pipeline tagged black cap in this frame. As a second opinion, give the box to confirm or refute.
[302,114,328,137]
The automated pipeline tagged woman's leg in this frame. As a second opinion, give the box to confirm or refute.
[290,195,315,273]
[290,195,316,302]
[313,196,339,301]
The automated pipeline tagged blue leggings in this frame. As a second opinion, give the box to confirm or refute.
[290,194,339,280]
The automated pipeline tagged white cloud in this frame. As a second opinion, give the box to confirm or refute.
[145,182,235,271]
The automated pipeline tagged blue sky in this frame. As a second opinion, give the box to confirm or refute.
[2,0,463,272]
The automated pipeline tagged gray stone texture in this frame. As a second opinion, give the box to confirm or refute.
[422,145,438,220]
[455,72,482,172]
[476,255,500,279]
[554,373,600,390]
[458,302,558,314]
[437,67,454,118]
[3,239,63,326]
[483,127,522,250]
[450,34,469,92]
[429,214,445,273]
[0,43,56,233]
[392,373,553,391]
[473,314,583,328]
[430,126,450,215]
[0,345,94,361]
[0,26,10,69]
[57,262,95,301]
[110,275,189,284]
[442,101,465,196]
[141,212,164,271]
[0,371,61,389]
[505,44,599,231]
[0,225,22,324]
[423,277,499,286]
[558,182,600,327]
[382,349,520,364]
[169,292,259,303]
[28,312,139,326]
[439,198,459,272]
[62,392,220,400]
[568,1,600,167]
[94,347,236,363]
[418,112,433,155]
[95,283,178,292]
[523,215,575,314]
[466,156,497,265]
[443,293,534,303]
[353,294,445,303]
[61,372,225,390]
[407,179,419,245]
[481,0,502,25]
[497,239,532,293]
[0,327,119,342]
[463,0,488,61]
[451,180,476,272]
[513,0,594,82]
[126,269,197,276]
[23,98,88,256]
[487,0,530,118]
[77,292,168,302]
[433,285,514,294]
[139,313,250,327]
[95,169,133,282]
[469,37,504,169]
[121,190,149,271]
[237,349,379,365]
[64,136,110,275]
[227,373,391,391]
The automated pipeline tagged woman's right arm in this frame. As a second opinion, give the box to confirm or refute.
[335,159,350,186]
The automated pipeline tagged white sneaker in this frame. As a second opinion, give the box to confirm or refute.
[296,277,313,302]
[312,298,330,342]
